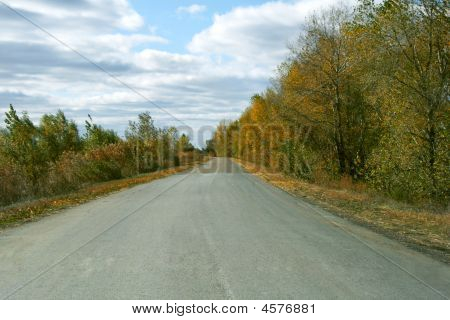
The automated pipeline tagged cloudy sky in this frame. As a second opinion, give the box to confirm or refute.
[0,0,348,145]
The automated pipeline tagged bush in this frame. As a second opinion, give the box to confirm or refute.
[367,131,432,204]
[42,151,88,195]
[0,157,32,206]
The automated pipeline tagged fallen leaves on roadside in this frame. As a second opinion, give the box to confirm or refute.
[236,159,450,264]
[0,163,201,230]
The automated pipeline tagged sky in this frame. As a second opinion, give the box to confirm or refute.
[0,0,351,146]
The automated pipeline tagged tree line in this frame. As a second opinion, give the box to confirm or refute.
[0,105,197,207]
[208,0,448,205]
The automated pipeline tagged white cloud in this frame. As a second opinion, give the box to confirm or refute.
[188,0,341,67]
[177,4,207,15]
[3,0,145,31]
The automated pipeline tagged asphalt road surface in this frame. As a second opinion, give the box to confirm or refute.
[0,158,449,299]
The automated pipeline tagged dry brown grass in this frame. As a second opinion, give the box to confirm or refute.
[236,159,450,264]
[0,161,204,230]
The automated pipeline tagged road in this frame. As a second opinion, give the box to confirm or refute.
[0,158,449,299]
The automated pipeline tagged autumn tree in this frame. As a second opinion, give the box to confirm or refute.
[178,133,194,152]
[158,127,180,167]
[2,105,47,189]
[39,110,81,162]
[283,6,382,178]
[125,112,160,172]
[361,0,449,200]
[84,114,120,149]
[212,120,231,157]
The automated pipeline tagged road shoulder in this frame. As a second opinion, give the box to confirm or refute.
[0,162,203,231]
[234,158,450,265]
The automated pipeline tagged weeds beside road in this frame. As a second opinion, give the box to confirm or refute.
[0,161,203,230]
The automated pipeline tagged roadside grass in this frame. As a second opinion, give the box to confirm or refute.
[0,161,203,230]
[235,159,450,264]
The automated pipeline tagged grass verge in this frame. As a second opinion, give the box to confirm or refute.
[0,162,202,230]
[235,159,450,264]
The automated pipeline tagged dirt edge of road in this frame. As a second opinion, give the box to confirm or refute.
[234,158,450,265]
[0,160,206,231]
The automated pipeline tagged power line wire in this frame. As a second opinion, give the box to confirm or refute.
[0,1,188,126]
